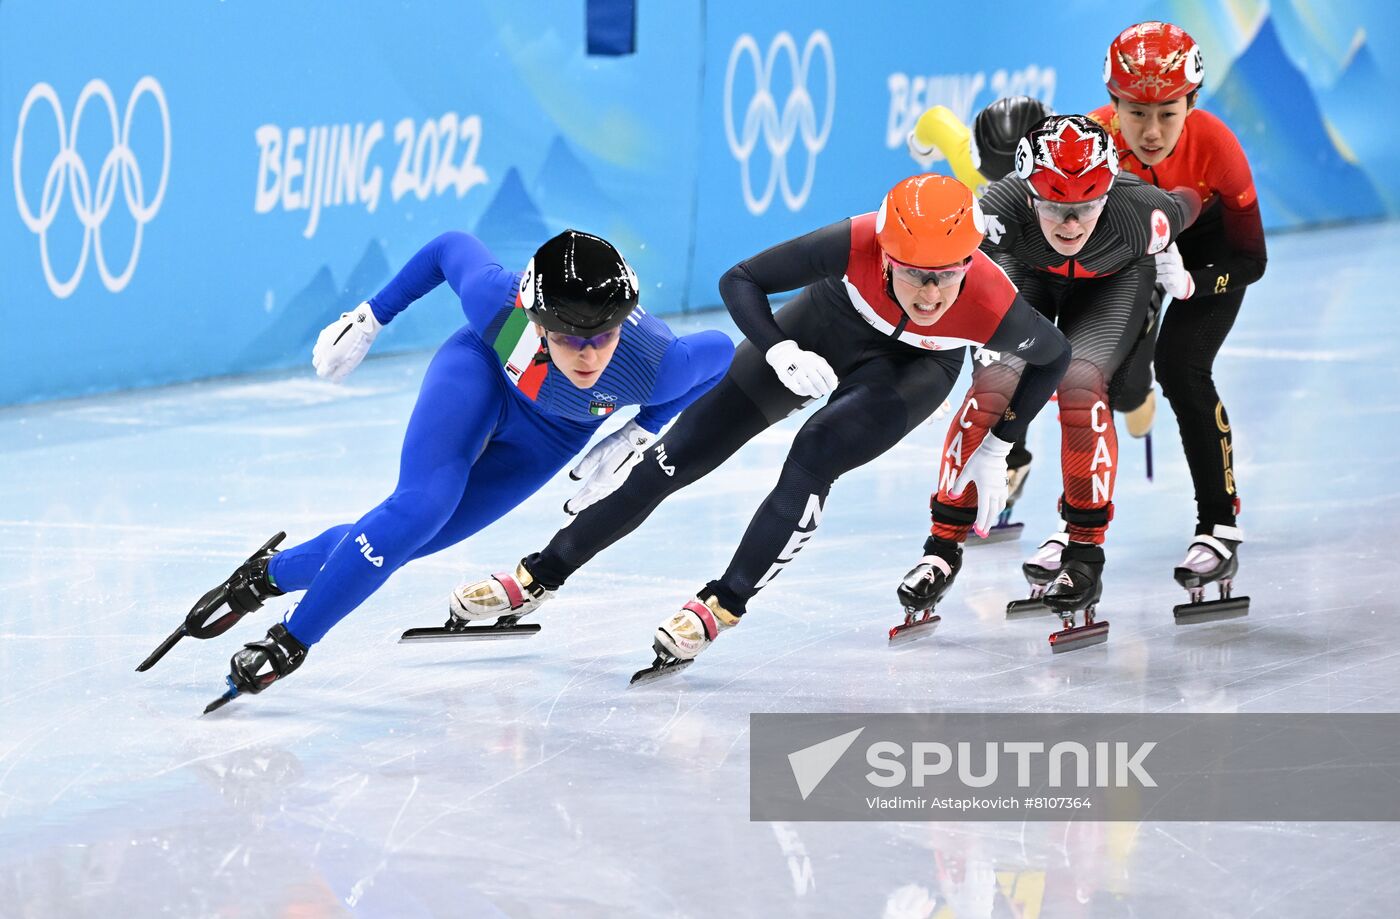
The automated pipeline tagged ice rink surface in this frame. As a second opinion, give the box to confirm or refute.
[3,221,1400,917]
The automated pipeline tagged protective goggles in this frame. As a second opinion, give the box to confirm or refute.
[545,327,620,350]
[1033,194,1108,223]
[885,254,974,288]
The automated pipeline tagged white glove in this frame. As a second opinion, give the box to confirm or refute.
[565,419,656,515]
[1154,242,1195,300]
[312,301,382,382]
[765,339,838,400]
[906,129,936,162]
[948,433,1014,537]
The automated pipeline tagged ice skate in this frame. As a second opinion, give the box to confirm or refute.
[137,532,287,672]
[203,623,308,714]
[400,561,552,642]
[967,452,1031,546]
[630,593,739,685]
[1124,389,1155,439]
[1006,531,1067,617]
[1043,543,1109,652]
[1172,525,1250,623]
[889,538,962,645]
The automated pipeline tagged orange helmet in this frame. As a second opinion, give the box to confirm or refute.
[876,174,985,268]
[1104,21,1204,103]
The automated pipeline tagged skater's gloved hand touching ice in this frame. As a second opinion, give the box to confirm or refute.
[565,418,656,515]
[312,301,382,382]
[1154,243,1195,300]
[765,339,838,399]
[949,434,1014,537]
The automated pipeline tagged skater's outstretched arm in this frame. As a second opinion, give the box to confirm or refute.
[717,219,851,353]
[312,232,514,382]
[633,330,735,433]
[369,231,513,330]
[907,105,988,192]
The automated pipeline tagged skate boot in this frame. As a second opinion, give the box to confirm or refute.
[1125,390,1156,481]
[1043,542,1109,652]
[401,560,552,642]
[630,591,740,685]
[1006,532,1067,617]
[203,623,309,713]
[137,532,287,672]
[1172,525,1250,623]
[968,447,1031,546]
[890,536,962,644]
[1124,389,1155,439]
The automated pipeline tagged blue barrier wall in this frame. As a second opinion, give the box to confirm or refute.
[3,0,1396,405]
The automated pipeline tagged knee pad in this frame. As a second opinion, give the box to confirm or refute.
[1056,360,1109,419]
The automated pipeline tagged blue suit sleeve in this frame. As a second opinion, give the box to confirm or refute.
[367,231,507,330]
[633,330,735,433]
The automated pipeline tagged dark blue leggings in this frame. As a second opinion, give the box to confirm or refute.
[271,329,591,645]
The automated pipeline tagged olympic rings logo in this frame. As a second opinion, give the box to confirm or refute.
[723,31,835,216]
[12,77,171,298]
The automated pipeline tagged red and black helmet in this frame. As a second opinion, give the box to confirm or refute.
[1104,21,1204,103]
[1015,115,1120,203]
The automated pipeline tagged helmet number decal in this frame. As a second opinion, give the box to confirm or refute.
[519,258,537,308]
[1014,137,1034,179]
[1185,45,1204,85]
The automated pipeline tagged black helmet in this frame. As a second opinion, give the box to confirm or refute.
[520,230,639,336]
[972,96,1054,181]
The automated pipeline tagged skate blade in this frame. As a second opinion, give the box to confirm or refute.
[1173,596,1250,624]
[1049,620,1110,653]
[136,623,188,672]
[1006,598,1051,618]
[888,613,940,645]
[966,523,1023,546]
[629,656,693,686]
[398,622,541,643]
[202,678,240,715]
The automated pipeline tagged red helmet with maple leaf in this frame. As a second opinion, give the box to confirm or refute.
[1014,115,1120,203]
[1104,21,1204,103]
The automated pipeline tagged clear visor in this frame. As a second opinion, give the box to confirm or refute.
[886,254,974,288]
[1033,195,1108,223]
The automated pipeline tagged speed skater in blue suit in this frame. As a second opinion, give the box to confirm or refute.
[137,229,733,711]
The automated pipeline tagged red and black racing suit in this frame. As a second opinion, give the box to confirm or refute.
[526,213,1070,616]
[931,172,1199,547]
[1091,104,1268,533]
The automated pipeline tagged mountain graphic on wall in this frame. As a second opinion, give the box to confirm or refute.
[533,135,616,232]
[474,166,550,270]
[1202,14,1386,226]
[1266,0,1345,89]
[1320,30,1398,210]
[238,238,392,369]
